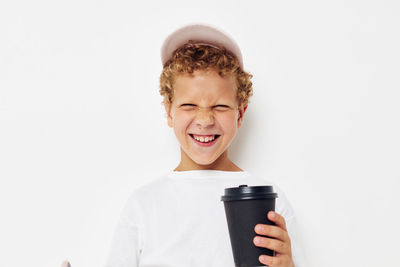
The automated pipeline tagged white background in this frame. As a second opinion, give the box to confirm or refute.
[1,0,399,266]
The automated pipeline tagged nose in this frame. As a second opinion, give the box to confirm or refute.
[194,107,215,127]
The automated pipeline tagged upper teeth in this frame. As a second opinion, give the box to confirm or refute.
[193,135,216,143]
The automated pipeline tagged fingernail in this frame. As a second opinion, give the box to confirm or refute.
[254,237,261,244]
[270,211,276,218]
[256,225,263,232]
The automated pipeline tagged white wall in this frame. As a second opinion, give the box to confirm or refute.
[1,1,399,266]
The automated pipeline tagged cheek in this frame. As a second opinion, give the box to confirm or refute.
[218,114,238,135]
[173,112,193,133]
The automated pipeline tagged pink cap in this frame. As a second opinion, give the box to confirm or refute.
[160,23,244,69]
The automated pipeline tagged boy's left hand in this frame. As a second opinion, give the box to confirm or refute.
[253,211,294,267]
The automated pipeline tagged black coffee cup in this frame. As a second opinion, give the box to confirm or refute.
[221,185,278,267]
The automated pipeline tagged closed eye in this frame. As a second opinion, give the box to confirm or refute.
[180,104,196,107]
[214,105,230,108]
[180,103,197,110]
[213,105,231,111]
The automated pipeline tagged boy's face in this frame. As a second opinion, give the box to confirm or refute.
[164,69,245,170]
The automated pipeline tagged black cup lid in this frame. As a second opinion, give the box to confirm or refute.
[220,185,278,202]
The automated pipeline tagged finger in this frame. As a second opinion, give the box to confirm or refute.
[254,224,290,243]
[259,254,290,267]
[253,236,290,255]
[268,211,287,231]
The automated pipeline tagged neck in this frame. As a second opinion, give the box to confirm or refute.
[174,149,243,172]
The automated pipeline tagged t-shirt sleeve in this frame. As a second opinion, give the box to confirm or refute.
[104,194,144,267]
[273,184,307,267]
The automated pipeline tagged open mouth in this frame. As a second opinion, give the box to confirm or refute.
[189,134,221,144]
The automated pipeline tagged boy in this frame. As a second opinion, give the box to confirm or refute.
[105,23,304,267]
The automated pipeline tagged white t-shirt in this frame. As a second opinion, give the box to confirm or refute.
[104,170,305,267]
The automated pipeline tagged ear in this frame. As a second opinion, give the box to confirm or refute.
[164,101,173,128]
[237,105,247,128]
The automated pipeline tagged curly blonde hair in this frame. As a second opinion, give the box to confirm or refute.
[159,40,253,109]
